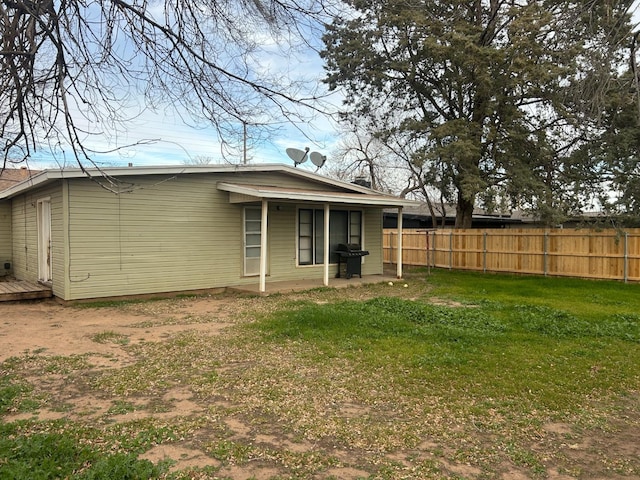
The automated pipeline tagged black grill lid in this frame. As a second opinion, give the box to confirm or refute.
[336,243,363,251]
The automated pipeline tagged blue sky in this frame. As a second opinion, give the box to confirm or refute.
[25,7,341,173]
[33,103,340,170]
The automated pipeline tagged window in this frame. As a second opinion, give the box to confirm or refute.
[298,209,313,265]
[244,207,262,275]
[298,209,362,265]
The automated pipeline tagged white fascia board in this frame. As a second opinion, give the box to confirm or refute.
[0,164,279,199]
[0,170,54,199]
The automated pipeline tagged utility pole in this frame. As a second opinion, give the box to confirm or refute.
[243,122,247,164]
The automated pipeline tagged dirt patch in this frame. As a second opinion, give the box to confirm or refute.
[141,444,220,473]
[0,297,233,362]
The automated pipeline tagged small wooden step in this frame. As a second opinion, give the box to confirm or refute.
[0,280,53,302]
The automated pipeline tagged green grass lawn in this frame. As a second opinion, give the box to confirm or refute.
[253,270,640,415]
[1,270,639,479]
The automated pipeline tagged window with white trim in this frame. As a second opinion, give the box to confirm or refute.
[298,209,362,265]
[244,207,262,275]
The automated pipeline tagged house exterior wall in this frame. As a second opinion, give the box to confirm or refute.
[64,174,235,300]
[61,171,384,300]
[363,208,384,274]
[10,195,32,282]
[9,183,65,297]
[4,170,387,300]
[0,201,11,275]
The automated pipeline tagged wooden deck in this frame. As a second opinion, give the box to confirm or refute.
[0,279,53,302]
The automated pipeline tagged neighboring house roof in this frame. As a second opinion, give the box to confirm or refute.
[383,203,534,228]
[394,203,525,219]
[0,168,40,193]
[0,164,419,208]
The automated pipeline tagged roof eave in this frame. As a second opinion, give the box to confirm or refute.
[0,164,420,208]
[1,165,283,199]
[0,170,54,199]
[218,182,418,208]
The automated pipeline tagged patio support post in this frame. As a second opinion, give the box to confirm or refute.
[397,206,403,278]
[324,203,330,286]
[259,199,268,293]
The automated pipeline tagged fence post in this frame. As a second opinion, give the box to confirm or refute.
[449,231,453,270]
[543,232,548,276]
[432,231,437,268]
[425,230,429,273]
[483,232,487,273]
[624,232,629,283]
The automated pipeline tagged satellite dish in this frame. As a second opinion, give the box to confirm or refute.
[310,152,326,168]
[286,147,309,166]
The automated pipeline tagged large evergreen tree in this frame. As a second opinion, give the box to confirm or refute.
[570,68,640,221]
[322,0,635,227]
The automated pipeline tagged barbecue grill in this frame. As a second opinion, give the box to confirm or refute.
[335,243,369,279]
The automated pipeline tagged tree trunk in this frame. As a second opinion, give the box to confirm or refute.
[455,192,474,228]
[423,196,439,229]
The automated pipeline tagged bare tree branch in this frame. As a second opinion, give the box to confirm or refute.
[1,0,335,172]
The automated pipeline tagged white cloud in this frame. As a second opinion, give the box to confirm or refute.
[27,49,342,170]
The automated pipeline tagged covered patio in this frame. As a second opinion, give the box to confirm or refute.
[217,182,412,294]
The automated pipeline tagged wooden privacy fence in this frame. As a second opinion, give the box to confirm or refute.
[383,228,640,282]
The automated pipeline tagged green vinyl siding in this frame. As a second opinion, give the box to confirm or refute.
[65,174,245,300]
[9,184,65,296]
[0,202,11,274]
[10,195,33,282]
[361,208,383,276]
[265,203,304,280]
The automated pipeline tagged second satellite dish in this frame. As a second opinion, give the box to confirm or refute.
[286,147,309,165]
[309,152,326,168]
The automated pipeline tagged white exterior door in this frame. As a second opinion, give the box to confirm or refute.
[37,198,52,283]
